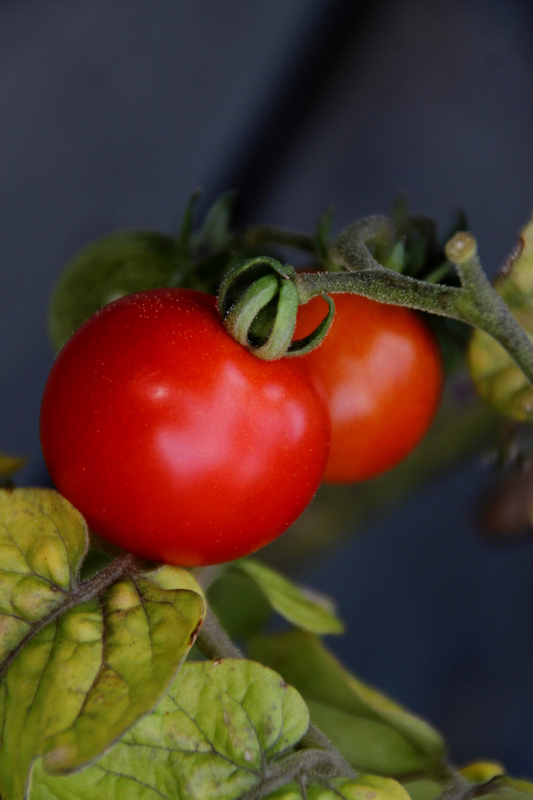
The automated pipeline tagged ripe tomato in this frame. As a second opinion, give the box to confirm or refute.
[295,292,443,483]
[40,289,330,566]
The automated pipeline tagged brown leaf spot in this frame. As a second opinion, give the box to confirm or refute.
[188,619,203,646]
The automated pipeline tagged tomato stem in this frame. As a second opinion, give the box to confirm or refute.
[221,215,533,384]
[292,219,533,386]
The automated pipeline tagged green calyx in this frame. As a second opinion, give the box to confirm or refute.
[218,256,335,360]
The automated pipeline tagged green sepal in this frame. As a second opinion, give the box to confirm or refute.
[192,190,238,253]
[218,256,302,360]
[176,189,201,255]
[315,207,335,267]
[286,292,336,356]
[219,256,337,359]
[223,273,280,347]
[252,277,300,360]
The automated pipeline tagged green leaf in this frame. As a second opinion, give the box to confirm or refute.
[234,559,344,635]
[207,570,272,640]
[468,214,533,421]
[249,631,447,779]
[266,775,411,799]
[48,230,183,350]
[192,190,237,253]
[0,489,205,800]
[30,659,310,800]
[0,454,27,480]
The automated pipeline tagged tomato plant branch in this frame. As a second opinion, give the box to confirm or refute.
[196,605,244,659]
[290,220,533,385]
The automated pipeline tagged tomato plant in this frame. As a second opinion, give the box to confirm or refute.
[295,292,443,482]
[5,203,533,800]
[40,288,331,566]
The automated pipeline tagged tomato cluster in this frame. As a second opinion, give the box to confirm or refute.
[40,287,442,566]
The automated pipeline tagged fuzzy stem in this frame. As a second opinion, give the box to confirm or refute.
[196,606,244,659]
[291,221,533,386]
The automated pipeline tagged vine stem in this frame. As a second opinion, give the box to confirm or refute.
[288,217,533,386]
[195,606,356,783]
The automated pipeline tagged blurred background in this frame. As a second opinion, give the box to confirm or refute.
[2,0,533,779]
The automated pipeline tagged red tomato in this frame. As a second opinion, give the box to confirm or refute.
[40,289,330,566]
[295,293,443,483]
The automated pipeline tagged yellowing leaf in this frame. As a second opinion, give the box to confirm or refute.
[0,489,205,800]
[30,659,310,800]
[460,761,505,783]
[468,215,533,421]
[0,489,88,660]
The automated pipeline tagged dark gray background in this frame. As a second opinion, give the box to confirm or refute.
[2,0,533,777]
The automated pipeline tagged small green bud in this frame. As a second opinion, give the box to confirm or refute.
[444,232,477,264]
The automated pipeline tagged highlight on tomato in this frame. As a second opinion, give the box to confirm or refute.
[295,292,443,483]
[40,288,331,566]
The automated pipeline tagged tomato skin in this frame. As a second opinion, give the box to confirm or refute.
[295,293,443,483]
[40,289,330,566]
